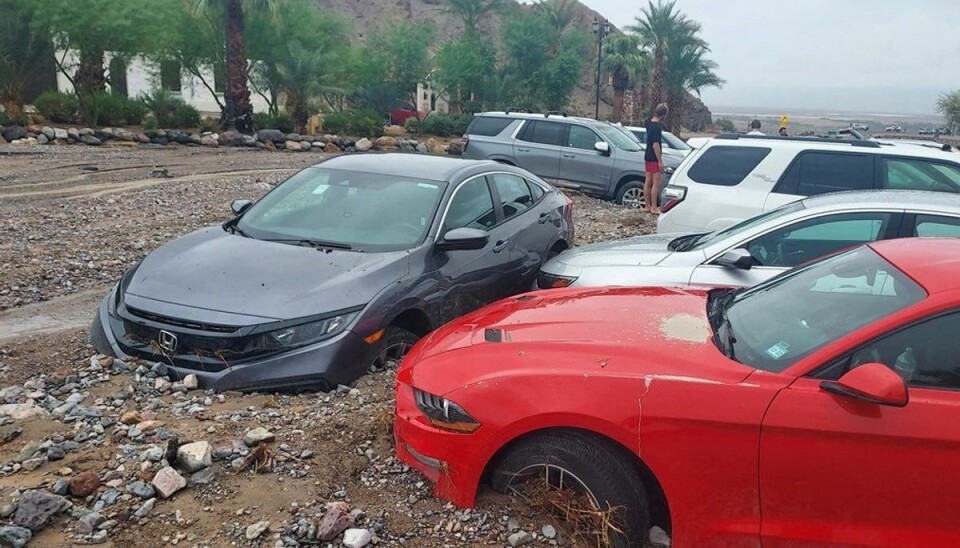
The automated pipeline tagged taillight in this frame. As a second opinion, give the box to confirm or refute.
[562,193,574,229]
[660,185,686,214]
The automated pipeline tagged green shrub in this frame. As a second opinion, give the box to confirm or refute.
[418,113,473,137]
[80,92,133,126]
[323,109,383,138]
[253,112,294,134]
[716,117,735,132]
[123,97,147,126]
[200,117,220,133]
[403,115,424,134]
[144,116,158,130]
[0,110,8,126]
[142,90,200,128]
[34,91,79,124]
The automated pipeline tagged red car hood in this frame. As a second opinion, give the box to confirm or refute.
[401,286,753,393]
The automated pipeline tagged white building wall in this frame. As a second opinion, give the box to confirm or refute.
[55,50,269,117]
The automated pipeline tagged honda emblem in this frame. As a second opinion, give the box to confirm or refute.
[157,330,178,353]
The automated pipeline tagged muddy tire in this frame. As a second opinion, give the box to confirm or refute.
[615,180,645,208]
[490,431,650,548]
[367,326,418,370]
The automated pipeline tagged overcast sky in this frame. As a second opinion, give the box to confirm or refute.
[576,0,960,115]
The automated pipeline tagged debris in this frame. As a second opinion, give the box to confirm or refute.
[245,521,270,540]
[238,444,275,473]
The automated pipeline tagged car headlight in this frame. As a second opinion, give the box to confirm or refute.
[413,388,480,433]
[111,261,142,315]
[536,271,578,289]
[254,312,358,351]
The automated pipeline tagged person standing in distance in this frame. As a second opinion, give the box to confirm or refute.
[644,103,669,214]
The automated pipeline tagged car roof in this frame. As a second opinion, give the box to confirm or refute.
[317,153,501,181]
[800,189,960,211]
[869,238,960,295]
[475,111,604,125]
[705,133,959,161]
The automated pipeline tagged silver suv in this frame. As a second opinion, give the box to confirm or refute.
[461,112,679,207]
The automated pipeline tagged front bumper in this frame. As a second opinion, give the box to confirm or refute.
[90,293,370,392]
[394,381,496,508]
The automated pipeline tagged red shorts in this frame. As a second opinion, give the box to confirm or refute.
[645,161,661,174]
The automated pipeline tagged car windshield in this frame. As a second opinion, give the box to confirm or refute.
[236,167,446,252]
[686,200,807,251]
[663,132,692,152]
[712,246,926,373]
[597,124,642,152]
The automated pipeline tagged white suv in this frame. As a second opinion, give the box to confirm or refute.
[657,134,960,233]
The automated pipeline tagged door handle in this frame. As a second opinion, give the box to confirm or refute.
[516,148,530,153]
[493,240,509,253]
[561,153,576,158]
[538,212,551,224]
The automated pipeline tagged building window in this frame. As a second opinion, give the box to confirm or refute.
[108,57,128,97]
[160,60,181,92]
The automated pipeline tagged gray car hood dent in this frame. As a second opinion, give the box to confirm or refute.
[125,227,409,322]
[553,233,685,268]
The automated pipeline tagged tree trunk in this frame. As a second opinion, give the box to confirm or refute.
[612,87,625,123]
[74,49,107,97]
[648,50,663,109]
[289,91,308,134]
[224,0,253,133]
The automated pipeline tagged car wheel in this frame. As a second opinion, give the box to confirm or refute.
[490,431,650,547]
[615,181,645,208]
[368,326,418,370]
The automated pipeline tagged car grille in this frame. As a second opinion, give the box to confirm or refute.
[126,306,238,333]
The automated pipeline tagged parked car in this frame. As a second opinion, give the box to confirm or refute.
[621,125,693,157]
[461,111,681,208]
[90,154,573,392]
[919,128,934,135]
[390,109,426,126]
[851,122,870,130]
[885,125,903,133]
[657,133,960,233]
[537,189,960,290]
[938,127,953,136]
[395,237,960,547]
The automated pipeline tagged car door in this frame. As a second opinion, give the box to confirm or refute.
[689,211,902,287]
[433,176,514,324]
[513,120,564,180]
[559,124,613,194]
[759,309,960,547]
[881,157,960,193]
[764,151,877,210]
[488,173,550,293]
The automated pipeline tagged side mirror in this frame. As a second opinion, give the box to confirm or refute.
[231,199,253,216]
[821,362,908,407]
[438,227,489,251]
[715,249,754,270]
[594,141,611,156]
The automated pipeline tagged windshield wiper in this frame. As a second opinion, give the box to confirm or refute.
[670,233,708,252]
[708,289,739,360]
[225,222,251,238]
[265,238,352,250]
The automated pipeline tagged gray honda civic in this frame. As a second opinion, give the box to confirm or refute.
[91,154,574,392]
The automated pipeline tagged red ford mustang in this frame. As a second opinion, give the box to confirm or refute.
[395,238,960,547]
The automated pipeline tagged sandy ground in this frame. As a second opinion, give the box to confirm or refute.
[0,145,657,547]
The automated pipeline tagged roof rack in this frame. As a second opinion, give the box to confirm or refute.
[544,110,568,118]
[504,107,533,115]
[714,133,881,148]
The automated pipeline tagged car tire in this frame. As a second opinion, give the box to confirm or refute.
[615,180,645,208]
[490,431,650,547]
[367,326,418,370]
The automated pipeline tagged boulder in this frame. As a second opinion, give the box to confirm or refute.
[1,126,27,141]
[285,140,302,152]
[243,427,274,447]
[0,403,49,421]
[68,471,100,497]
[317,507,354,541]
[324,142,341,154]
[285,133,302,142]
[77,128,94,136]
[12,491,65,531]
[25,124,42,134]
[355,138,372,152]
[218,130,245,147]
[54,128,68,140]
[373,136,399,150]
[67,128,80,141]
[0,526,31,548]
[256,129,285,143]
[241,135,257,147]
[447,138,467,156]
[80,135,102,146]
[300,140,312,152]
[200,135,219,147]
[342,528,373,548]
[36,134,48,145]
[113,128,137,141]
[40,126,55,140]
[176,441,211,472]
[151,467,186,498]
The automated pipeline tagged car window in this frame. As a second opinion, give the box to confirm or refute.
[567,125,600,150]
[237,168,446,252]
[491,174,533,220]
[445,178,497,231]
[518,121,566,146]
[778,152,875,196]
[913,214,960,237]
[720,246,925,373]
[846,312,960,390]
[691,201,807,250]
[466,116,512,137]
[883,158,960,192]
[744,213,893,267]
[527,180,545,201]
[597,124,642,152]
[687,146,771,186]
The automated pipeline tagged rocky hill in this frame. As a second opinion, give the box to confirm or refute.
[314,0,714,127]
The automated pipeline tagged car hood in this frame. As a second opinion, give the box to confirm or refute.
[124,227,409,322]
[401,286,752,392]
[548,233,689,268]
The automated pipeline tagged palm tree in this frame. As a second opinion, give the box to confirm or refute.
[195,0,276,133]
[664,42,723,134]
[442,0,505,36]
[0,2,51,123]
[536,0,577,46]
[601,33,646,123]
[628,0,702,110]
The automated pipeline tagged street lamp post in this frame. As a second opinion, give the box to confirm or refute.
[592,18,612,120]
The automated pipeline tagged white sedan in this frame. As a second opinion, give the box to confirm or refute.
[537,190,960,289]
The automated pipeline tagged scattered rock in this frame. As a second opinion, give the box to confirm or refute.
[245,520,270,540]
[53,127,68,140]
[46,446,65,461]
[0,526,31,548]
[541,524,557,539]
[256,129,285,144]
[15,441,42,463]
[317,507,354,541]
[324,142,341,153]
[21,458,45,471]
[0,403,50,421]
[342,528,372,548]
[243,427,274,447]
[51,479,70,496]
[69,471,100,497]
[120,411,143,425]
[77,512,102,534]
[133,498,156,519]
[176,441,211,472]
[188,467,215,486]
[355,138,372,152]
[447,138,467,156]
[127,481,155,499]
[1,126,27,142]
[285,140,302,152]
[36,134,48,145]
[182,374,198,390]
[0,426,23,445]
[151,467,186,498]
[649,525,671,547]
[373,136,399,150]
[12,491,65,531]
[80,135,102,146]
[508,531,533,547]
